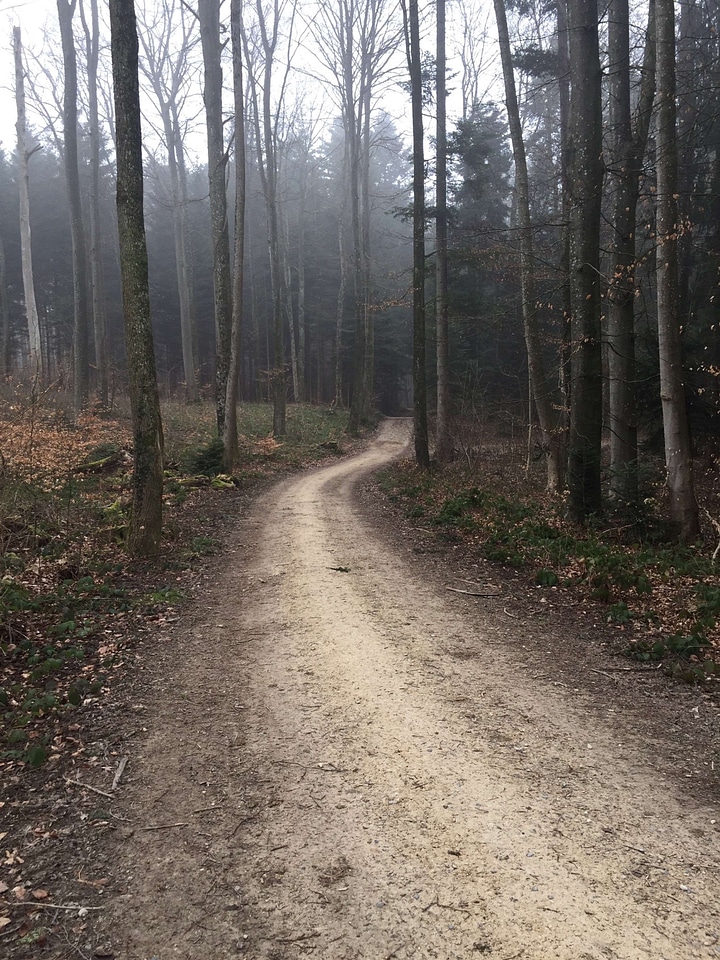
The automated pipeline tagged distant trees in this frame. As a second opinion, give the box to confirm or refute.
[1,0,717,542]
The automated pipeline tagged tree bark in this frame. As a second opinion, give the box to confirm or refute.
[80,0,109,406]
[199,0,233,435]
[13,27,43,379]
[224,0,246,469]
[57,0,91,411]
[655,0,699,539]
[566,0,604,522]
[435,0,452,462]
[109,0,165,557]
[606,0,655,506]
[0,233,10,375]
[404,0,429,468]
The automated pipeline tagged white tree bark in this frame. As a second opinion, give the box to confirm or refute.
[13,27,43,379]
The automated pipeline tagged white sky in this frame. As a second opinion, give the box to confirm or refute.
[0,0,58,152]
[0,0,501,160]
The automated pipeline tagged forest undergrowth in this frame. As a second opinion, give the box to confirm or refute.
[0,384,355,777]
[378,420,720,688]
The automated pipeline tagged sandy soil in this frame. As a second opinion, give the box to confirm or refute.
[98,418,720,960]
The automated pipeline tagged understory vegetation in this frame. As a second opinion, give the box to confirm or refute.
[0,387,352,769]
[378,419,720,686]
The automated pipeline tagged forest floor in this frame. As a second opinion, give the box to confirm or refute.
[3,417,720,959]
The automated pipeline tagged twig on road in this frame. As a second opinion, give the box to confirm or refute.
[141,822,189,831]
[112,757,128,790]
[65,779,113,799]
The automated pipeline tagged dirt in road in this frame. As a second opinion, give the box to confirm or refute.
[57,420,720,958]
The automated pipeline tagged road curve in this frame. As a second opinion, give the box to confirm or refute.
[107,418,720,960]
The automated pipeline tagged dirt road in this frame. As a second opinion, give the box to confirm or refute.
[105,419,720,959]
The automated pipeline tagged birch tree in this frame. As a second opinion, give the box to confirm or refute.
[13,27,43,378]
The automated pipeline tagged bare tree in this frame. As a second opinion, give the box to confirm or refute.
[199,0,233,433]
[80,0,110,405]
[493,0,564,492]
[241,0,299,436]
[138,0,200,402]
[223,0,247,468]
[13,27,43,378]
[309,0,402,432]
[606,0,656,505]
[109,0,165,557]
[655,0,699,539]
[435,0,451,462]
[402,0,429,468]
[566,0,603,522]
[57,0,91,410]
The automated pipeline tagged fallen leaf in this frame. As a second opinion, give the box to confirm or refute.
[31,889,49,900]
[0,917,11,930]
[0,881,8,894]
[12,885,26,900]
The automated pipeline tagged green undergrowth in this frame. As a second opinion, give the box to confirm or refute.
[378,461,720,684]
[1,398,354,766]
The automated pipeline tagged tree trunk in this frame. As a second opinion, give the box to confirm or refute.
[109,0,164,557]
[556,0,572,435]
[494,0,563,492]
[57,0,91,411]
[606,0,656,506]
[80,0,109,406]
[655,0,699,540]
[435,0,452,462]
[13,27,43,379]
[404,0,429,468]
[566,0,604,522]
[0,233,10,374]
[199,0,233,435]
[224,0,246,469]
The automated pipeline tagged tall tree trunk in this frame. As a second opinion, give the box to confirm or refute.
[404,0,429,468]
[57,0,91,411]
[606,0,656,505]
[494,0,563,492]
[224,0,246,469]
[335,184,348,407]
[13,27,43,379]
[435,0,451,462]
[0,234,10,374]
[556,0,572,435]
[199,0,233,435]
[109,0,164,557]
[655,0,699,539]
[566,0,604,522]
[80,0,109,406]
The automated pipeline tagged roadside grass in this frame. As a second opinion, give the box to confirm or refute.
[377,440,720,686]
[0,391,352,767]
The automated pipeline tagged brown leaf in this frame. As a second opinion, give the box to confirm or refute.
[31,889,49,900]
[0,917,12,930]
